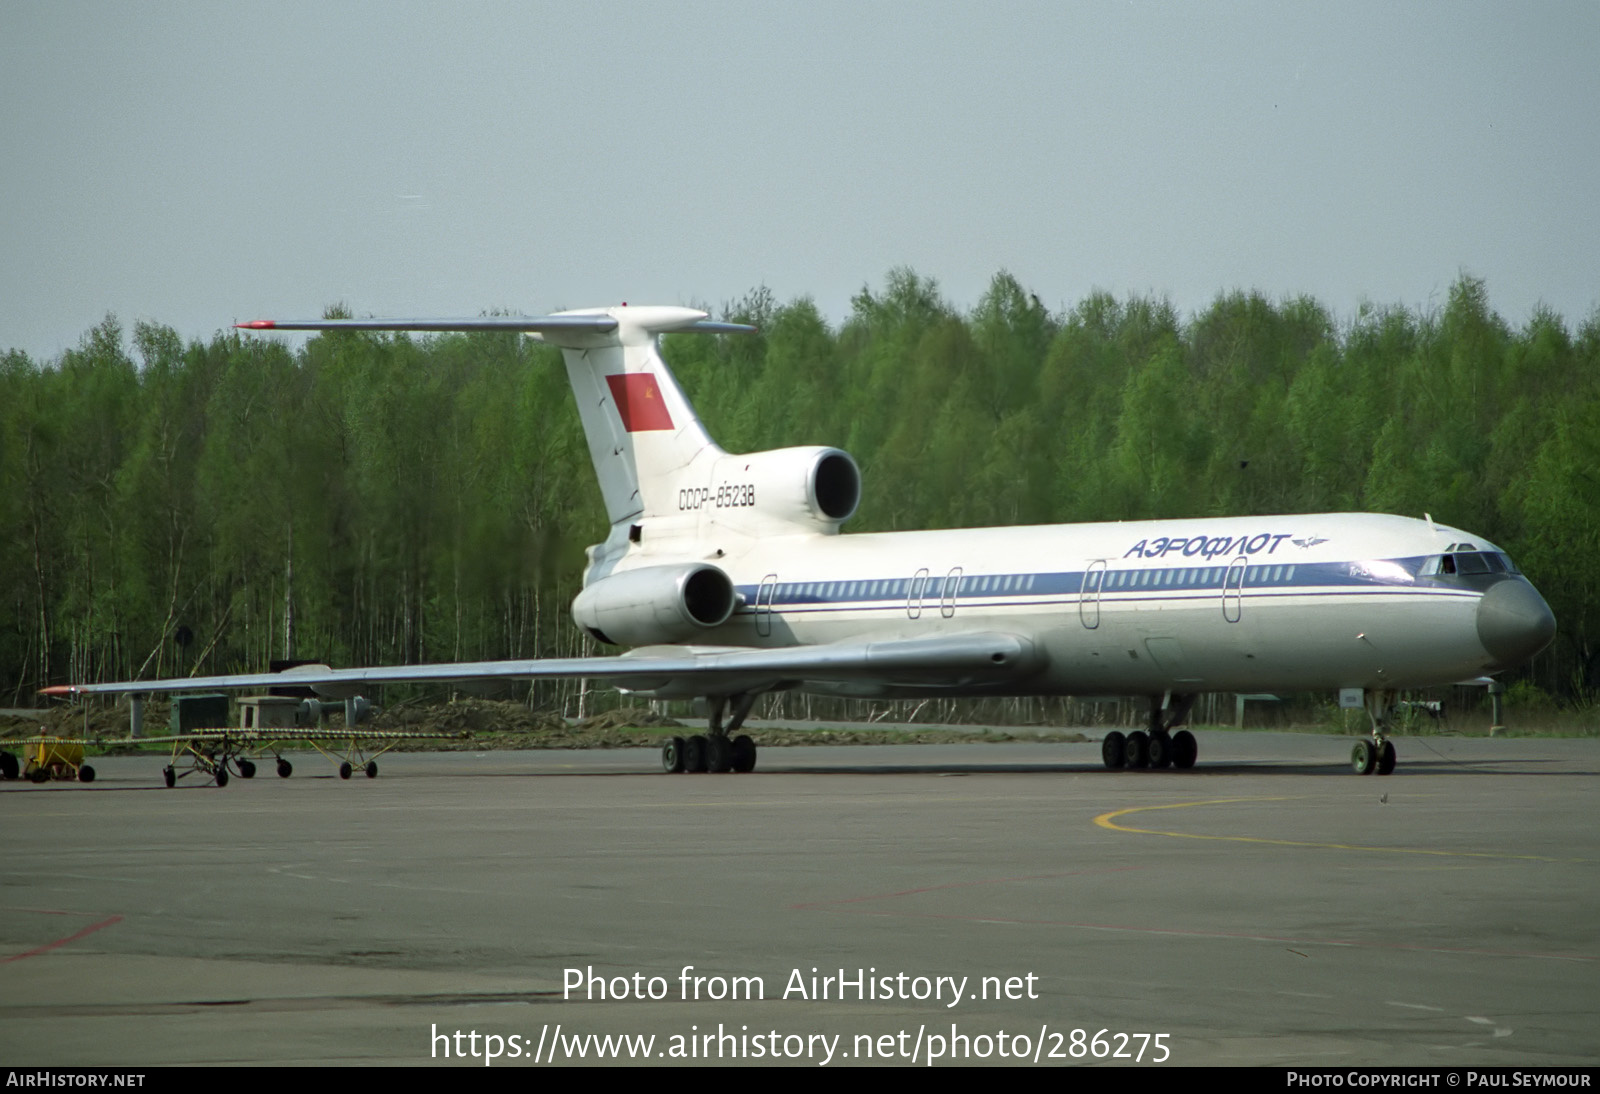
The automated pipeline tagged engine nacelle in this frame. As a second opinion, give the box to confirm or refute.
[691,446,860,533]
[571,563,737,647]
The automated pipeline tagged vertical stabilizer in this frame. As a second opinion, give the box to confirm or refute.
[540,306,733,526]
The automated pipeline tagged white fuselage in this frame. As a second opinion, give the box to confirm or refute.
[614,512,1512,697]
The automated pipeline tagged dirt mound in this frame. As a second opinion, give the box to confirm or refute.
[3,704,131,741]
[3,698,1090,756]
[375,699,568,736]
[576,706,684,731]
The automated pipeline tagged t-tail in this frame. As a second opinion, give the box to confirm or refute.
[540,306,735,528]
[237,304,863,593]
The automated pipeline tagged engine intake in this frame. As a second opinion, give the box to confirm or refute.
[572,563,736,646]
[703,446,860,531]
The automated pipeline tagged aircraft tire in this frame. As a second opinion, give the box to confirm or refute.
[163,765,176,788]
[1124,731,1151,770]
[662,737,686,773]
[684,735,708,774]
[28,766,48,783]
[1101,731,1127,770]
[731,735,756,773]
[1172,730,1198,770]
[215,767,229,788]
[339,762,353,780]
[277,760,293,778]
[78,765,95,783]
[1148,733,1174,769]
[1350,740,1376,775]
[706,735,732,773]
[238,760,256,779]
[0,750,18,780]
[365,761,378,778]
[1376,740,1396,776]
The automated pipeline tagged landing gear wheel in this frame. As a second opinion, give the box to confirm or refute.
[706,735,732,773]
[0,751,18,780]
[1124,730,1151,770]
[78,765,96,783]
[214,766,229,788]
[1351,739,1376,775]
[1376,740,1396,776]
[731,735,756,773]
[1101,731,1127,770]
[1171,729,1198,770]
[684,735,708,773]
[238,759,256,779]
[277,760,293,778]
[662,736,686,773]
[1148,733,1174,770]
[365,761,378,778]
[163,765,176,788]
[339,762,353,780]
[28,766,48,783]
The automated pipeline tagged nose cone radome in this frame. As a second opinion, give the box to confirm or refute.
[1476,580,1557,668]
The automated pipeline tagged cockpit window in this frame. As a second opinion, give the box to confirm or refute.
[1433,550,1520,576]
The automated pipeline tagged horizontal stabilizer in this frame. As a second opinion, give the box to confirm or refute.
[236,316,619,334]
[236,311,756,338]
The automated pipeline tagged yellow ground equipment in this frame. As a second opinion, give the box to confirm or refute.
[16,737,95,783]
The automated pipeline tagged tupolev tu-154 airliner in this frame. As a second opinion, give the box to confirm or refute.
[42,304,1557,777]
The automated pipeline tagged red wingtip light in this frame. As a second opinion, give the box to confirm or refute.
[236,320,277,329]
[39,685,77,697]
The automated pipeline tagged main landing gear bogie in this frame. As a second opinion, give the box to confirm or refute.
[661,694,760,775]
[661,732,758,775]
[1102,728,1197,772]
[1101,694,1200,772]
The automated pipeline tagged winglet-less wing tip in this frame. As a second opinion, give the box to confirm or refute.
[236,320,276,329]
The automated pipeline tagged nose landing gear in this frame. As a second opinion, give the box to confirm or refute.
[1351,690,1399,776]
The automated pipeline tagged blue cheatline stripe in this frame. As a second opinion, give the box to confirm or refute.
[734,556,1449,612]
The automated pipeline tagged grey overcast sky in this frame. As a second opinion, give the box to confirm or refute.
[3,1,1597,361]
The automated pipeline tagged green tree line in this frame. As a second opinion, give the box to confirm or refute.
[2,271,1596,709]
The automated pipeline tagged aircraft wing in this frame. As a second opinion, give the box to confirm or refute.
[40,632,1042,700]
